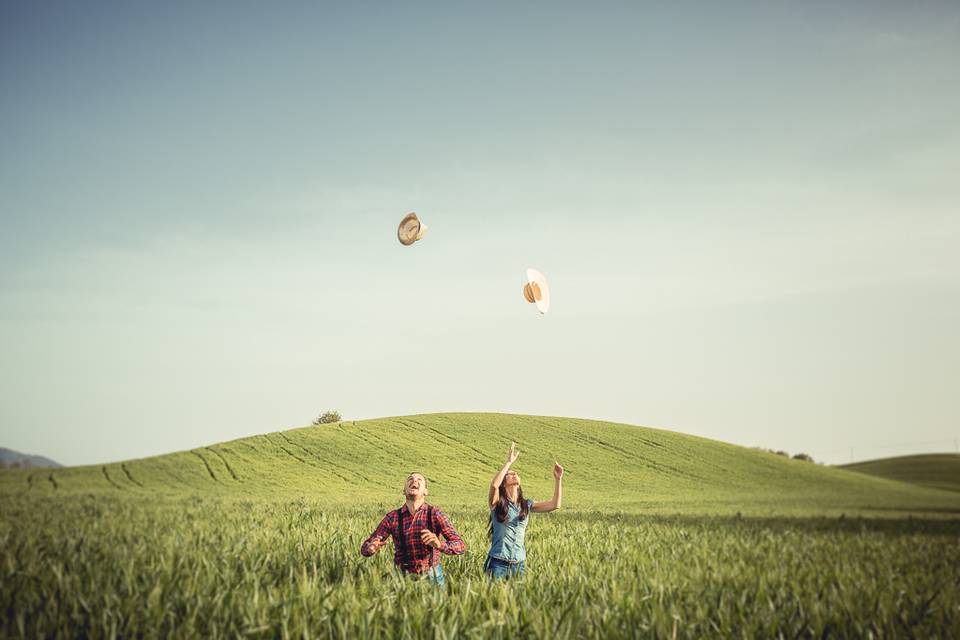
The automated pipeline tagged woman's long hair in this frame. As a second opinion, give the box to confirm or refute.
[494,482,529,523]
[488,481,528,540]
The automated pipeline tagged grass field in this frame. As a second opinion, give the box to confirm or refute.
[3,413,960,638]
[840,453,960,494]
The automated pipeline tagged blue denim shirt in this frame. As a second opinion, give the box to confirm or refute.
[488,498,534,563]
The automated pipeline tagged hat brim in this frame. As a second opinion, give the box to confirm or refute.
[525,268,550,314]
[398,213,421,246]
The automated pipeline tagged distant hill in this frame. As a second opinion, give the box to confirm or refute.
[1,413,959,516]
[0,447,62,470]
[840,453,960,493]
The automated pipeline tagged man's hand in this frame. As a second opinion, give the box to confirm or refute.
[506,441,520,465]
[367,536,389,553]
[553,461,564,480]
[420,529,442,549]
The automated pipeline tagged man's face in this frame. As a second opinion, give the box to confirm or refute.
[404,473,428,498]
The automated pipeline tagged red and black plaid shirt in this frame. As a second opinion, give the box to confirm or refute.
[360,502,465,573]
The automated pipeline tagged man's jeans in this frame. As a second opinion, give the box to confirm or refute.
[483,556,525,580]
[397,563,445,586]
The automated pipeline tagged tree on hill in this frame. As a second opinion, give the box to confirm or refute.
[754,447,813,462]
[312,411,342,425]
[754,447,791,457]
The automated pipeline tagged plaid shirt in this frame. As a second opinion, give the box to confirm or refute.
[360,503,465,573]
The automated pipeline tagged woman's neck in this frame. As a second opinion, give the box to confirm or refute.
[505,486,519,503]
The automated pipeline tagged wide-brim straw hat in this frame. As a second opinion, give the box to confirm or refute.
[523,268,550,314]
[397,212,428,246]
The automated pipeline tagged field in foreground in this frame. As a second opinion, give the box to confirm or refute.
[3,413,960,638]
[840,453,960,494]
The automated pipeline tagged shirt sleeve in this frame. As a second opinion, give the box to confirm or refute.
[528,498,535,511]
[434,509,466,555]
[360,512,394,557]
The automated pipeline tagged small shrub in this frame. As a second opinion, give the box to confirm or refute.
[753,448,791,458]
[312,411,342,425]
[792,453,814,463]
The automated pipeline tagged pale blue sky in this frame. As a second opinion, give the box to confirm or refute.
[2,1,958,466]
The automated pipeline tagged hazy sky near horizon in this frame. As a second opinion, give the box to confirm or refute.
[2,1,958,467]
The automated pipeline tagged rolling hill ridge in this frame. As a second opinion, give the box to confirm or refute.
[3,413,958,516]
[0,447,61,469]
[841,453,960,494]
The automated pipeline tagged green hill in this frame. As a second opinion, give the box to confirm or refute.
[840,453,960,494]
[2,413,958,515]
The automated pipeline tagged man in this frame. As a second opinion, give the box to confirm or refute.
[360,472,465,585]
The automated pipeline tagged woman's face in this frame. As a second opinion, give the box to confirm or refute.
[504,470,521,487]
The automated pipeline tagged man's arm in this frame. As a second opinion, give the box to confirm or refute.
[432,509,466,555]
[360,512,394,557]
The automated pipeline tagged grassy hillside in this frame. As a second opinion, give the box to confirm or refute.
[840,453,960,494]
[3,413,958,515]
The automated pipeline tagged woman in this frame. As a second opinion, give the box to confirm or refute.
[484,441,564,579]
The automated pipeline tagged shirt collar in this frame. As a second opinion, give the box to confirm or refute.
[402,501,428,516]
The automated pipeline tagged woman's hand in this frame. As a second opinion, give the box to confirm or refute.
[553,461,564,480]
[506,441,520,465]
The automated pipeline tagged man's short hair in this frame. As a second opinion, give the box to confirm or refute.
[407,472,427,487]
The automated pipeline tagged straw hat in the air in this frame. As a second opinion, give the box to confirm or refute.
[397,212,428,246]
[523,268,550,314]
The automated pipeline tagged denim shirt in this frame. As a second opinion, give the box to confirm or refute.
[488,498,534,563]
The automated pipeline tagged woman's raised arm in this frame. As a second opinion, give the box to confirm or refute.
[532,462,564,512]
[488,441,520,508]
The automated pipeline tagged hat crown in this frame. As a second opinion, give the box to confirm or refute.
[397,213,423,245]
[523,268,550,314]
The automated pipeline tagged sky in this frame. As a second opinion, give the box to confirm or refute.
[1,1,958,467]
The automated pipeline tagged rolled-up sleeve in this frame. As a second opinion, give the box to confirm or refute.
[435,509,466,555]
[360,513,394,556]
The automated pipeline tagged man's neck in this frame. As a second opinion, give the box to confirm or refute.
[505,486,519,503]
[404,496,426,513]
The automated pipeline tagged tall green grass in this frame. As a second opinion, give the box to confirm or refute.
[2,494,958,638]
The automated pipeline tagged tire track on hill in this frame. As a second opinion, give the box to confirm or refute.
[529,417,704,481]
[239,440,266,456]
[570,431,705,481]
[531,417,665,451]
[191,451,219,482]
[337,422,407,461]
[273,433,360,483]
[575,417,727,476]
[101,466,123,490]
[264,434,308,463]
[206,447,239,481]
[121,464,144,487]
[575,418,728,476]
[528,417,705,481]
[400,418,495,467]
